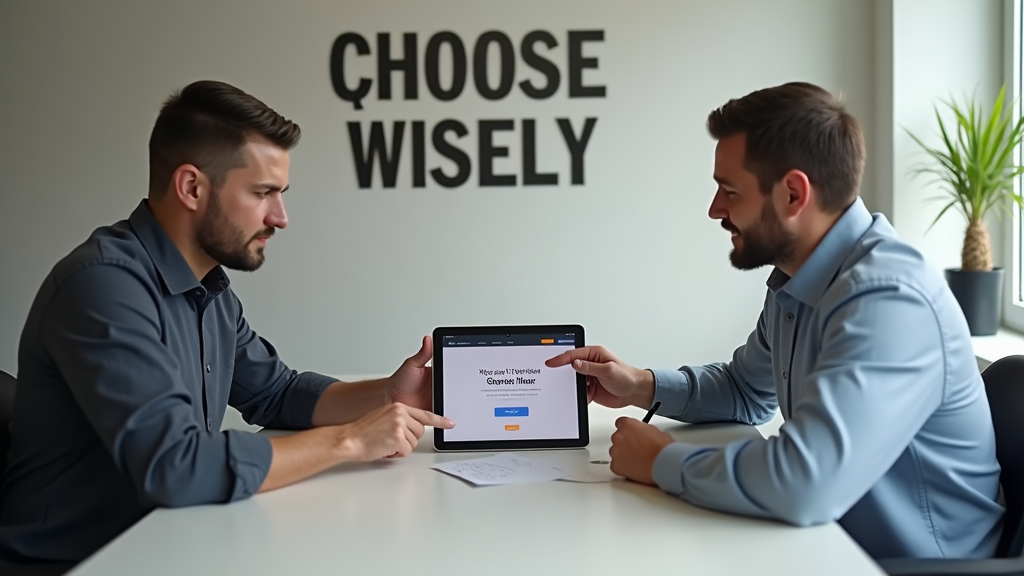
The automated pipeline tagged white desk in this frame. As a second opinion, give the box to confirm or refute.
[68,404,883,576]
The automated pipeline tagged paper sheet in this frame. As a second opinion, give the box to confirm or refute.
[431,453,569,486]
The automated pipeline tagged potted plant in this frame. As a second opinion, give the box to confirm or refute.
[907,85,1024,336]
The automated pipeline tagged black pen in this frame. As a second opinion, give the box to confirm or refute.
[642,401,662,423]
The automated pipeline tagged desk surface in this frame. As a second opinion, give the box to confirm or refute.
[69,404,883,576]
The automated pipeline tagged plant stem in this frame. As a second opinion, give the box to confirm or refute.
[962,220,992,271]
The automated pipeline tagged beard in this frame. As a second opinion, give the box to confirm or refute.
[196,194,273,272]
[724,200,797,271]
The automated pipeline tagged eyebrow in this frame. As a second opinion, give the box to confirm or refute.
[713,175,734,187]
[254,183,290,193]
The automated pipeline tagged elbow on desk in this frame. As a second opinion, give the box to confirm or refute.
[681,477,840,527]
[125,436,235,509]
[134,468,233,509]
[768,489,845,528]
[775,506,835,528]
[132,469,225,509]
[137,484,204,509]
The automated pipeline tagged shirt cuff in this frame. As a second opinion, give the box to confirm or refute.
[649,368,693,418]
[224,430,273,502]
[283,372,338,428]
[652,441,713,497]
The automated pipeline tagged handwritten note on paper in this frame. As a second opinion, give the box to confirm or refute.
[431,454,569,486]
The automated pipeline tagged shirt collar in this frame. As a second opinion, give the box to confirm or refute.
[767,196,874,306]
[128,200,231,298]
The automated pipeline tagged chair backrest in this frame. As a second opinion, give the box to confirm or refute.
[0,370,14,478]
[981,355,1024,559]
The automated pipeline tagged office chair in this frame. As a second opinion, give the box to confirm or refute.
[0,370,15,478]
[879,355,1024,576]
[0,370,78,575]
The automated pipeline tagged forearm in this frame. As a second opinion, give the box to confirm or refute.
[651,362,777,425]
[311,378,390,427]
[646,319,777,425]
[259,426,352,492]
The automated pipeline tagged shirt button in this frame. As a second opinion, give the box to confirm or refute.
[207,418,213,431]
[782,370,789,380]
[785,312,795,322]
[205,364,211,373]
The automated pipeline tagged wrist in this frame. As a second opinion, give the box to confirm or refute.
[629,367,656,409]
[328,425,360,462]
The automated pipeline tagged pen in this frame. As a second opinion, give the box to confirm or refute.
[642,401,661,423]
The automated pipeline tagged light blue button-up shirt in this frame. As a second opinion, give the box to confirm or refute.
[650,197,1004,559]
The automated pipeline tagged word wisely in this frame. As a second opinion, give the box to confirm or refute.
[347,118,596,189]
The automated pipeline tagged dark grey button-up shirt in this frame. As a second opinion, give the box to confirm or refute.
[0,200,335,563]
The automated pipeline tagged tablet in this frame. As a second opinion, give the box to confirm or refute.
[432,325,589,452]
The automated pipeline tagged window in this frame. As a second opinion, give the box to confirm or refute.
[1003,0,1024,332]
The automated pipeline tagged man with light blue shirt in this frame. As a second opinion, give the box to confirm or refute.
[546,81,1004,560]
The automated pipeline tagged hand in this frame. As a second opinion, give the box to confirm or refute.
[544,345,653,408]
[339,402,454,461]
[609,417,675,485]
[387,335,433,411]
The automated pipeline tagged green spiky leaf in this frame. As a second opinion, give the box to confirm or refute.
[905,84,1024,232]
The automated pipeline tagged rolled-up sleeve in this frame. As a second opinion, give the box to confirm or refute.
[43,263,273,507]
[650,282,944,526]
[226,293,336,429]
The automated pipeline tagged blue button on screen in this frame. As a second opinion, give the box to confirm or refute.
[494,407,529,417]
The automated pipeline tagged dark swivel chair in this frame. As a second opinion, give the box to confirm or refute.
[0,370,77,576]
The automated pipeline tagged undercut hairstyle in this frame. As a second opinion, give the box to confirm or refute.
[148,80,301,197]
[706,81,866,213]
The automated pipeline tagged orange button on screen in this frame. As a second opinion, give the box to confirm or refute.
[505,424,520,431]
[540,339,554,344]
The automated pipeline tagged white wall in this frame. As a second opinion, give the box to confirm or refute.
[0,0,874,379]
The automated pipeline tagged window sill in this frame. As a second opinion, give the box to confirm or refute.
[971,327,1024,369]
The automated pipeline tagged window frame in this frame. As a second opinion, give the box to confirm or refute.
[1002,0,1024,332]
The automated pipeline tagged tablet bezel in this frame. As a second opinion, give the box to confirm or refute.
[432,324,589,452]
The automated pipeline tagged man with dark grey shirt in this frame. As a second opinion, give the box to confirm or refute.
[0,80,454,568]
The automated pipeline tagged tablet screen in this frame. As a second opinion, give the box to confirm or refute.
[437,330,583,445]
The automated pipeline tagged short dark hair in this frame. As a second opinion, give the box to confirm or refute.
[706,81,865,213]
[148,80,301,197]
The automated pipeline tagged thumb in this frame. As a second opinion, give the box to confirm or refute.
[572,359,614,379]
[405,335,432,367]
